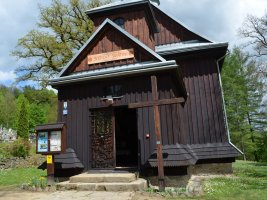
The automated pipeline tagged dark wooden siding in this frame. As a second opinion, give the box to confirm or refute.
[57,56,228,169]
[153,7,209,45]
[92,9,155,50]
[178,57,228,145]
[57,73,186,169]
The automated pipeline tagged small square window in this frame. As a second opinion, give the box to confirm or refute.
[113,18,125,29]
[104,85,122,97]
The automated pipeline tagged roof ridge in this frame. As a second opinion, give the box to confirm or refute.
[86,0,148,13]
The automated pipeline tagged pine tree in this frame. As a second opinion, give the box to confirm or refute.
[222,47,266,161]
[17,98,29,139]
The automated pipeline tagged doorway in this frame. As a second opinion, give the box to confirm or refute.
[115,107,138,167]
[91,109,115,169]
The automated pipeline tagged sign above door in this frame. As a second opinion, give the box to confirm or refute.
[87,48,134,65]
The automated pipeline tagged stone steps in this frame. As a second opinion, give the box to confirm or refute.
[69,173,137,183]
[56,172,147,191]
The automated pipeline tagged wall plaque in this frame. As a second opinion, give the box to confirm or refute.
[88,49,134,65]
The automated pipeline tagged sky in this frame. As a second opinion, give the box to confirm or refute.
[0,0,267,86]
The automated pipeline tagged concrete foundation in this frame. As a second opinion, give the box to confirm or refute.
[187,163,233,175]
[146,163,233,188]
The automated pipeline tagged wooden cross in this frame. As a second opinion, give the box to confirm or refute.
[129,75,185,191]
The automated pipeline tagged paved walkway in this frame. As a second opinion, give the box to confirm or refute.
[40,191,135,200]
[0,190,135,200]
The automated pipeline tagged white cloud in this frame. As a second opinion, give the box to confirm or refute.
[0,70,16,82]
[1,0,267,87]
[46,85,58,94]
[0,0,51,73]
[161,0,267,47]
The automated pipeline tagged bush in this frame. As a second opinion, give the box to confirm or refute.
[11,139,30,158]
[0,142,13,158]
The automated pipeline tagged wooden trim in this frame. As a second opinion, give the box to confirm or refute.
[88,104,127,111]
[112,108,116,168]
[151,75,165,191]
[128,98,185,108]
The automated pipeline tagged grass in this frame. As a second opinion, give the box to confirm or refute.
[201,160,267,200]
[0,168,46,187]
[0,160,266,199]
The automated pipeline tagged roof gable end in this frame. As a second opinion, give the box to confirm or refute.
[58,18,165,77]
[86,0,159,33]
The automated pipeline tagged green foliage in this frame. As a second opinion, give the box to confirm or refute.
[11,139,31,158]
[0,89,17,129]
[12,0,111,86]
[17,98,29,139]
[29,104,46,133]
[222,47,267,161]
[28,176,48,189]
[0,143,13,159]
[0,168,46,187]
[0,84,57,135]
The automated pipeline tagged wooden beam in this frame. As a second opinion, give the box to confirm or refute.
[128,98,185,108]
[151,75,165,191]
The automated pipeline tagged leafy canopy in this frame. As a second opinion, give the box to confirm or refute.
[12,0,111,86]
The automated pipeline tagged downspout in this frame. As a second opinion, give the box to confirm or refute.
[216,51,244,155]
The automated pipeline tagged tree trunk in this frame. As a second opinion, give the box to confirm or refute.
[247,112,259,162]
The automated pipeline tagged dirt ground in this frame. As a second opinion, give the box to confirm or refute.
[0,187,165,200]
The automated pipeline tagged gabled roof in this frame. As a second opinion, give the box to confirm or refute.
[156,42,228,56]
[86,0,159,32]
[58,18,165,77]
[151,4,212,43]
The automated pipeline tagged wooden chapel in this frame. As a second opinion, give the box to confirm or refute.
[49,0,241,180]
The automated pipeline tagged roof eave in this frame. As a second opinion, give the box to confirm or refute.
[50,61,177,86]
[156,42,228,56]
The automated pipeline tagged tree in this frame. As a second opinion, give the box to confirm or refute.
[17,98,29,139]
[239,13,267,90]
[12,0,111,86]
[239,13,267,57]
[222,47,267,161]
[222,48,249,160]
[29,104,46,134]
[22,86,58,123]
[0,89,17,129]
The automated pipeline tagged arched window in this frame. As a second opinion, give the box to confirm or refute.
[113,18,125,29]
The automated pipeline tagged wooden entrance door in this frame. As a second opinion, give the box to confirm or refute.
[91,109,115,168]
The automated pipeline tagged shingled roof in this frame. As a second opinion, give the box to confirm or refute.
[38,148,84,170]
[148,142,241,167]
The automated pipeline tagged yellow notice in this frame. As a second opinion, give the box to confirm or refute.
[46,155,53,164]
